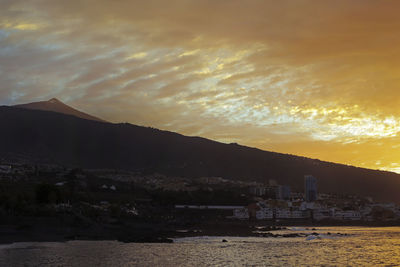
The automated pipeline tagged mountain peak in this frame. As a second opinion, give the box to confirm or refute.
[13,98,106,123]
[48,98,62,104]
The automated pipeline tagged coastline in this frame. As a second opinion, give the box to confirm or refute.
[1,216,399,245]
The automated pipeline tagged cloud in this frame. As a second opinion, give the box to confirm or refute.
[1,0,400,172]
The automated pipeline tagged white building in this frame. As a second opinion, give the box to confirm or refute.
[256,207,274,220]
[313,208,334,220]
[332,210,361,220]
[233,208,249,219]
[291,209,307,219]
[276,209,291,219]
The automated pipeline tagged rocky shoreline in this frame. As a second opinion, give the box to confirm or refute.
[1,216,398,245]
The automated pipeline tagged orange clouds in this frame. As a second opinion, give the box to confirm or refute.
[1,0,400,172]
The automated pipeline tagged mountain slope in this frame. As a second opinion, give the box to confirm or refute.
[14,98,106,122]
[1,106,400,203]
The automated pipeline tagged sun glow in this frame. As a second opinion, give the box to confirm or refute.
[2,0,400,173]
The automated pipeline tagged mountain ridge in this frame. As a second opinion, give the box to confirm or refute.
[1,105,400,203]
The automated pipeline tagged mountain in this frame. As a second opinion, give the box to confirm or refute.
[14,98,106,122]
[1,105,400,203]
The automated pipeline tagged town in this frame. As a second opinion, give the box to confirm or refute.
[234,175,399,222]
[176,175,400,223]
[1,159,400,232]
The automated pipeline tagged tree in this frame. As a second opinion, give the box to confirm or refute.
[35,183,60,204]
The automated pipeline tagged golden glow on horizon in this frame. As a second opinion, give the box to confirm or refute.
[1,0,400,173]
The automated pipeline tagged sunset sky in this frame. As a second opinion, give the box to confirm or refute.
[1,0,400,173]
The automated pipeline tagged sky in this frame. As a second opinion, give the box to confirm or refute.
[1,0,400,173]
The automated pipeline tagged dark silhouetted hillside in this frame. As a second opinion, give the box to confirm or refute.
[1,106,400,203]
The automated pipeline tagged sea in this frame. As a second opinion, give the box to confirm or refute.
[1,226,400,266]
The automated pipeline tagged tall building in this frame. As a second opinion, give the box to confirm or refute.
[304,175,317,202]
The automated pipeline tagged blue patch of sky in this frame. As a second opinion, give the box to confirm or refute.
[10,85,27,102]
[0,30,10,41]
[91,47,126,61]
[37,42,65,51]
[0,43,17,57]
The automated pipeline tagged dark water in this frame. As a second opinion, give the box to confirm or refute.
[1,227,400,266]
